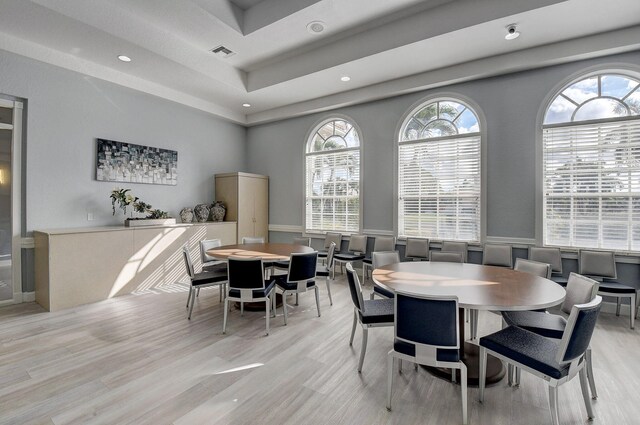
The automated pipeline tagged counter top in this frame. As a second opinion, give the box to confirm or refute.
[34,221,238,235]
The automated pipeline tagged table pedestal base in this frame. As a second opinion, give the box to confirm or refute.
[423,342,505,387]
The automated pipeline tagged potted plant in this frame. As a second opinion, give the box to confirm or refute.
[110,188,176,227]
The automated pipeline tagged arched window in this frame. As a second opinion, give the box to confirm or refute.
[305,118,361,233]
[398,99,481,241]
[542,72,640,250]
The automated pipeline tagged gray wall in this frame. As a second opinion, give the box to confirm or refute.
[247,51,640,239]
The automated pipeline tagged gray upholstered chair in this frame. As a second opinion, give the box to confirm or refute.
[275,252,320,325]
[404,237,429,261]
[242,236,265,244]
[318,232,342,261]
[482,243,513,268]
[334,234,367,275]
[514,258,552,279]
[362,236,396,279]
[441,241,468,262]
[315,242,336,305]
[182,246,227,320]
[346,263,394,373]
[293,237,311,246]
[529,246,567,285]
[429,251,464,263]
[480,296,602,425]
[579,249,637,329]
[370,251,401,300]
[387,293,467,425]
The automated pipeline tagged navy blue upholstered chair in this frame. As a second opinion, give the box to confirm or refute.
[334,234,367,275]
[529,246,567,286]
[482,243,513,268]
[441,240,468,262]
[315,242,336,305]
[182,246,228,320]
[404,237,429,261]
[362,236,396,279]
[370,251,400,300]
[275,252,320,325]
[502,272,599,396]
[223,257,276,335]
[386,293,467,425]
[579,249,637,329]
[318,232,342,262]
[429,251,464,263]
[480,296,602,425]
[199,239,228,302]
[345,263,394,373]
[273,237,312,271]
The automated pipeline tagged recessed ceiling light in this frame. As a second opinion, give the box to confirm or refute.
[306,21,326,34]
[340,76,351,82]
[505,24,520,40]
[117,55,132,62]
[242,103,251,108]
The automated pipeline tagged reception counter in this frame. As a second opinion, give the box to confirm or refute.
[34,222,236,311]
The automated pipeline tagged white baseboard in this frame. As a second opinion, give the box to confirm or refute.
[601,300,639,317]
[22,291,35,302]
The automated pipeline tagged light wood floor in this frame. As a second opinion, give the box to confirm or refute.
[1,273,639,425]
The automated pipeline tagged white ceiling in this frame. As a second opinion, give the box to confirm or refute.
[1,0,640,125]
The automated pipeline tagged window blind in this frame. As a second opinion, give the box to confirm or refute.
[543,117,640,251]
[398,135,481,241]
[305,149,360,233]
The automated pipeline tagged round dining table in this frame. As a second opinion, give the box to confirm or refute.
[372,261,566,386]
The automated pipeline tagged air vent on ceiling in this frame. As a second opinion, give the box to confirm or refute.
[210,45,235,58]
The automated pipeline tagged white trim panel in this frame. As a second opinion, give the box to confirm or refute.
[269,224,303,233]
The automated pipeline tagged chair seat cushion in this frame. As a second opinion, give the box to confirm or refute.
[334,253,365,261]
[192,269,228,285]
[373,285,394,299]
[360,298,394,324]
[480,326,569,379]
[228,280,276,299]
[551,275,568,287]
[316,265,330,277]
[362,257,372,265]
[318,250,328,258]
[599,281,637,294]
[273,260,290,269]
[394,339,460,363]
[276,278,316,291]
[501,311,566,339]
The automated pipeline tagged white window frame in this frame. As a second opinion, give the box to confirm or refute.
[394,94,486,243]
[536,65,640,252]
[303,115,363,236]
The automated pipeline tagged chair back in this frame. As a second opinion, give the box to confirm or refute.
[347,234,367,254]
[557,296,602,365]
[429,251,464,263]
[287,252,318,291]
[372,251,400,269]
[395,292,460,363]
[405,238,429,259]
[561,272,599,315]
[514,258,551,279]
[242,236,265,244]
[373,236,396,252]
[482,243,513,268]
[228,257,266,291]
[200,239,222,264]
[529,246,563,274]
[346,263,365,313]
[324,232,342,249]
[293,237,311,246]
[578,250,617,279]
[441,241,468,262]
[326,241,337,268]
[182,246,195,278]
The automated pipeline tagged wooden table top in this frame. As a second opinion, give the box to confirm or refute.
[372,262,565,311]
[207,243,315,261]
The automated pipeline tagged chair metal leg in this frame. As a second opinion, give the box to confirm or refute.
[325,278,333,306]
[579,367,595,420]
[370,291,375,300]
[460,363,468,425]
[187,288,196,320]
[470,309,479,340]
[398,359,402,373]
[616,297,621,316]
[386,352,394,411]
[508,364,513,386]
[515,367,521,387]
[196,287,200,298]
[479,347,487,403]
[548,385,560,425]
[451,368,456,383]
[586,347,598,399]
[295,293,299,306]
[282,291,288,325]
[349,309,357,346]
[222,298,229,334]
[265,297,270,336]
[219,284,223,302]
[186,286,193,308]
[241,302,244,316]
[357,327,368,373]
[630,293,636,329]
[314,286,321,317]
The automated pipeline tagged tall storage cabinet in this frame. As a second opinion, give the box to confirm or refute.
[215,172,269,242]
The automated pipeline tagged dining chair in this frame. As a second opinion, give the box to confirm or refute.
[293,237,311,246]
[529,246,567,286]
[242,236,265,243]
[223,257,276,335]
[362,236,396,279]
[346,263,394,373]
[316,242,336,305]
[275,252,321,325]
[429,251,464,263]
[371,251,401,300]
[182,246,228,320]
[198,239,228,302]
[318,232,342,262]
[579,249,637,329]
[513,258,552,279]
[404,237,429,261]
[387,292,467,425]
[480,296,602,425]
[501,272,600,397]
[482,243,513,268]
[273,237,313,272]
[334,234,367,275]
[441,241,468,262]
